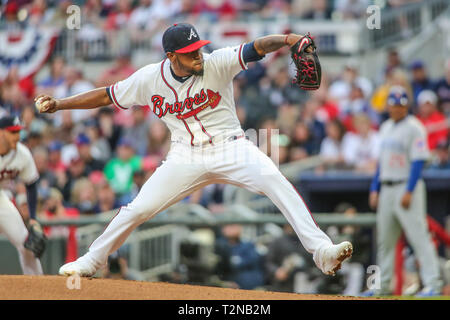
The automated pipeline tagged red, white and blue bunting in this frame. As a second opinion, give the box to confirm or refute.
[0,27,58,81]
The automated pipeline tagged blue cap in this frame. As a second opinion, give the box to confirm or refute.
[409,60,424,70]
[387,86,409,107]
[75,133,90,145]
[48,140,63,152]
[118,137,133,148]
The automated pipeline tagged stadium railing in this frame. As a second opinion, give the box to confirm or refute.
[28,205,375,279]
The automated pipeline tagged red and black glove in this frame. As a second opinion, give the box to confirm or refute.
[290,33,322,90]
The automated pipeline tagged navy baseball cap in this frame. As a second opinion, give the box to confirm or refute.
[387,86,409,107]
[75,133,90,146]
[409,60,424,70]
[0,115,23,132]
[162,23,211,53]
[118,137,133,148]
[48,140,63,152]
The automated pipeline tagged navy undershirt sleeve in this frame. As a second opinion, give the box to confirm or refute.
[407,160,425,192]
[242,42,265,63]
[105,87,113,102]
[26,182,37,220]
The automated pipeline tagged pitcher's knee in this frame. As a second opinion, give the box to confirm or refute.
[124,202,157,221]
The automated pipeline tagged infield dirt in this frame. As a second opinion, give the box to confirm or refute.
[0,275,389,300]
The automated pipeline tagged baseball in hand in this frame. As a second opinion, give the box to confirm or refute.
[35,97,50,112]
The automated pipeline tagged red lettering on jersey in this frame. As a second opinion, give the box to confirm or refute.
[183,97,194,111]
[0,169,19,181]
[177,89,221,120]
[151,89,221,119]
[151,95,166,118]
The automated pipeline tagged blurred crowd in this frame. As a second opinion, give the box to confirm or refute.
[0,0,449,294]
[237,50,450,173]
[0,0,427,31]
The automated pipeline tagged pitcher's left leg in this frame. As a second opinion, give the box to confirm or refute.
[212,139,351,275]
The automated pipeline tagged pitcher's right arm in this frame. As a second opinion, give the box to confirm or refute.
[35,87,112,113]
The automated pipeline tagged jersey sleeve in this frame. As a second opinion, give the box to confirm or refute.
[207,44,248,82]
[108,68,149,110]
[409,123,430,161]
[18,145,39,185]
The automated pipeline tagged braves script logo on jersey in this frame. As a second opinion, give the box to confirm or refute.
[151,89,221,119]
[0,169,19,181]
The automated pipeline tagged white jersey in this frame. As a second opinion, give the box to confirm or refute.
[0,142,39,186]
[109,44,247,146]
[342,131,380,166]
[378,115,429,181]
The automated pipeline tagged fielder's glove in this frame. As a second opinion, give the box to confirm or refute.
[24,220,47,258]
[290,33,321,90]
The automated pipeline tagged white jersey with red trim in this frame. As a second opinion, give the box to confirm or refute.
[0,141,43,275]
[0,142,39,186]
[109,44,247,146]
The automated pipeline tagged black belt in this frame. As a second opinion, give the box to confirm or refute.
[228,134,249,141]
[381,180,406,186]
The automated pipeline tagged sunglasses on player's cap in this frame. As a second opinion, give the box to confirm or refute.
[162,23,211,53]
[0,115,23,132]
[387,86,409,107]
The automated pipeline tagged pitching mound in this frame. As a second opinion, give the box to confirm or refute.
[0,275,374,300]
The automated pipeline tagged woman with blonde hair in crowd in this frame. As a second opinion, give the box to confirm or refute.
[371,68,413,117]
[70,177,98,215]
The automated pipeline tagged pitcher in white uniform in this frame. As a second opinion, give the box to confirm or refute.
[0,116,43,275]
[35,23,353,279]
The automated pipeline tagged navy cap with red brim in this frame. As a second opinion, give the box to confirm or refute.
[162,23,211,53]
[0,116,23,132]
[4,125,23,132]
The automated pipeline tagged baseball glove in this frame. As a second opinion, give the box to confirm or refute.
[24,220,47,258]
[290,33,321,90]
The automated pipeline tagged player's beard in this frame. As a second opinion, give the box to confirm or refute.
[176,58,204,76]
[184,63,204,77]
[191,67,204,76]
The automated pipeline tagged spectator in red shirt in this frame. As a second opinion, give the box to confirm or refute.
[416,90,448,150]
[104,0,133,31]
[96,51,136,87]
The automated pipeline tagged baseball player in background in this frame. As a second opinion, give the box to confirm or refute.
[0,116,43,275]
[368,86,443,296]
[35,23,353,279]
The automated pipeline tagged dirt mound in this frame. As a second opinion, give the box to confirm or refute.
[0,275,373,300]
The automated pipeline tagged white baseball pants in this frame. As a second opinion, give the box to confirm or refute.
[86,138,333,270]
[376,180,442,292]
[0,190,43,275]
